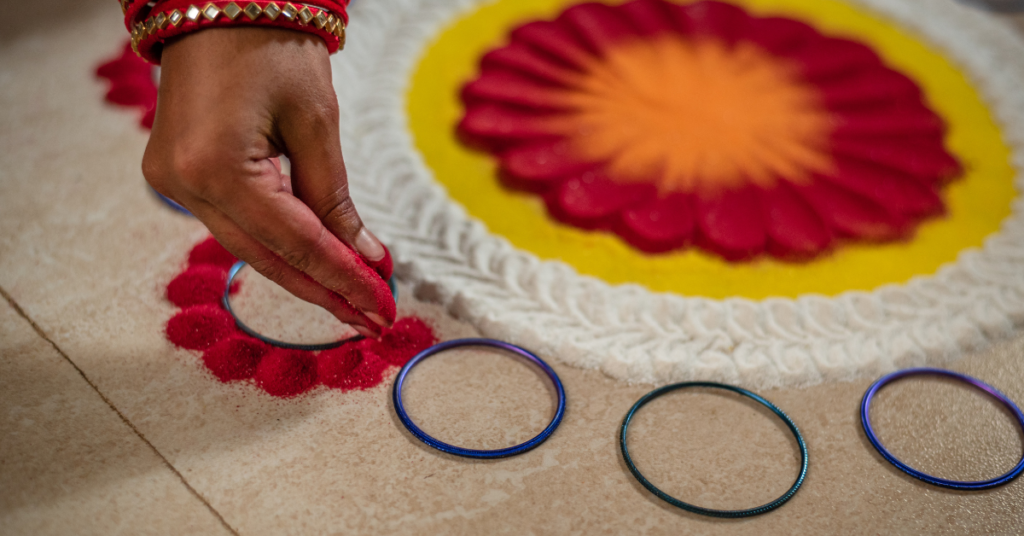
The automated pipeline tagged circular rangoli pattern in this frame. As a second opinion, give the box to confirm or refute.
[331,0,1024,388]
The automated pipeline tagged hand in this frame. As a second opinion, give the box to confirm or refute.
[143,27,395,337]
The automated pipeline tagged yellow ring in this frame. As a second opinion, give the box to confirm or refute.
[407,0,1016,299]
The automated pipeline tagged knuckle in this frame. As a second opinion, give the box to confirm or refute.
[276,229,326,274]
[249,257,287,285]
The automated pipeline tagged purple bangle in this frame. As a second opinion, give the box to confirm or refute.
[860,367,1024,490]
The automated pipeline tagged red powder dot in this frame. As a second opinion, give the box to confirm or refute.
[342,342,392,391]
[254,349,318,398]
[317,345,365,389]
[167,265,228,308]
[375,317,438,367]
[166,304,236,351]
[188,237,237,269]
[202,336,269,382]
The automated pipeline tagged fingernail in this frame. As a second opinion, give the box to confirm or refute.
[353,324,380,339]
[354,228,385,262]
[364,311,391,328]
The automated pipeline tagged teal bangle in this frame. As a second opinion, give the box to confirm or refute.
[619,382,809,518]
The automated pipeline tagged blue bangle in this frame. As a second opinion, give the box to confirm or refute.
[148,186,193,216]
[392,338,567,459]
[620,382,809,518]
[861,367,1024,490]
[222,261,398,351]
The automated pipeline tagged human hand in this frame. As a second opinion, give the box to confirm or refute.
[143,27,395,338]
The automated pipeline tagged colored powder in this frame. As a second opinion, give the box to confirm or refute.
[166,304,236,351]
[372,317,438,367]
[188,237,237,269]
[255,349,319,398]
[166,236,439,398]
[317,345,367,389]
[341,341,392,391]
[203,336,269,381]
[167,265,228,308]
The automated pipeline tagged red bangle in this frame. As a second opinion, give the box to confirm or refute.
[128,1,349,64]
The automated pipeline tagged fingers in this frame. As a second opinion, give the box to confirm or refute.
[202,159,397,329]
[276,89,389,272]
[186,199,386,339]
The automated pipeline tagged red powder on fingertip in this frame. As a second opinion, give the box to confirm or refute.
[365,246,394,281]
[203,336,268,381]
[167,265,229,307]
[166,304,236,351]
[188,237,237,269]
[255,349,319,398]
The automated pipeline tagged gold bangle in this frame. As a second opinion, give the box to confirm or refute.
[131,2,346,56]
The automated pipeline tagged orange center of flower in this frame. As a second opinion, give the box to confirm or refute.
[557,36,835,194]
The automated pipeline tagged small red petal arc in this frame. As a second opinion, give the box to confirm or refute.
[163,237,438,399]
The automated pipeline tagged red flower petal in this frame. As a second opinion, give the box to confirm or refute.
[501,139,598,186]
[761,182,833,257]
[462,71,568,111]
[789,38,881,81]
[818,159,944,218]
[694,185,767,260]
[614,193,695,253]
[459,104,562,146]
[818,67,921,109]
[672,0,751,44]
[745,16,819,54]
[830,106,945,140]
[106,78,157,108]
[481,42,579,86]
[619,0,678,37]
[831,137,962,183]
[794,181,908,240]
[560,2,639,53]
[96,42,150,80]
[546,172,656,229]
[510,20,596,70]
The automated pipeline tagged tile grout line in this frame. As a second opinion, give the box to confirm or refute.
[0,286,240,536]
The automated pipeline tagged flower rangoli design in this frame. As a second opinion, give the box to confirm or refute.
[459,0,963,259]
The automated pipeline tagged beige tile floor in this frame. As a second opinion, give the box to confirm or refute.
[1,0,1023,534]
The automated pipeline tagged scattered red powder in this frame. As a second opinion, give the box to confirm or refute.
[317,345,366,389]
[165,236,438,398]
[166,304,236,351]
[255,349,319,398]
[188,237,238,269]
[371,317,439,367]
[167,265,229,308]
[202,336,269,381]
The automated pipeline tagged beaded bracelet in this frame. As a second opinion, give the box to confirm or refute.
[126,0,349,63]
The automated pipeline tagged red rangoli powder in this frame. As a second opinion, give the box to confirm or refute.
[255,349,319,398]
[165,236,438,399]
[203,336,269,381]
[166,304,237,351]
[167,265,229,308]
[188,237,238,269]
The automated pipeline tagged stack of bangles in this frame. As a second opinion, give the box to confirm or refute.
[120,0,350,63]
